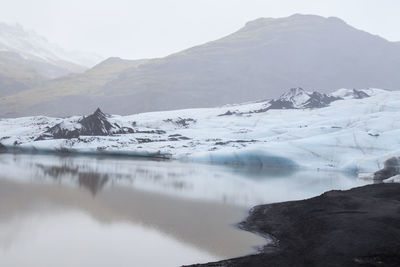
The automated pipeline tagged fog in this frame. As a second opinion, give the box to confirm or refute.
[1,0,399,59]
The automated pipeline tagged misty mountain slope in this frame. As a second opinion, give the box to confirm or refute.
[0,51,85,96]
[96,14,400,112]
[0,57,146,117]
[0,22,103,68]
[0,23,87,80]
[0,51,45,96]
[1,88,399,175]
[1,14,400,117]
[0,22,105,98]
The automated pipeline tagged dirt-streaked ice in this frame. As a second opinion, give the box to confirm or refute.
[0,88,398,174]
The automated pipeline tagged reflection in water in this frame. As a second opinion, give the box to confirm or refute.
[0,153,370,266]
[0,211,215,267]
[35,163,110,195]
[78,173,109,196]
[0,153,369,206]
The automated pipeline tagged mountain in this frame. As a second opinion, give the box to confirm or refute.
[0,22,102,68]
[0,22,104,97]
[0,57,146,117]
[0,50,87,97]
[0,51,48,96]
[1,14,400,117]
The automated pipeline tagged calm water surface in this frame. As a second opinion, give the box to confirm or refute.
[0,153,368,266]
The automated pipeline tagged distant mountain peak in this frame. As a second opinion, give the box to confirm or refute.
[244,17,274,28]
[0,21,104,68]
[100,57,124,64]
[243,14,345,30]
[288,13,345,22]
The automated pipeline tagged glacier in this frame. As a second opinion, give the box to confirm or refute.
[0,87,399,174]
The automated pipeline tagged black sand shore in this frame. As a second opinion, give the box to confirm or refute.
[189,184,400,267]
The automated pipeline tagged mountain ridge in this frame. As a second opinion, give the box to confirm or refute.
[1,14,400,117]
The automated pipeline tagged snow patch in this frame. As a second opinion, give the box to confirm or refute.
[383,174,400,183]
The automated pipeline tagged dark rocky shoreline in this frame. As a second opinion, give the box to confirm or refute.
[189,183,400,267]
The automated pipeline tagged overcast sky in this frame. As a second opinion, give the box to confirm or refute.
[1,0,399,59]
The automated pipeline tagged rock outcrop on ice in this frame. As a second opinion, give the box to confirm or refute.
[261,87,343,112]
[269,87,342,109]
[221,87,362,115]
[36,108,134,140]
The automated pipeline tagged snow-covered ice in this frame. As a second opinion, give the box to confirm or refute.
[383,175,400,183]
[1,88,399,174]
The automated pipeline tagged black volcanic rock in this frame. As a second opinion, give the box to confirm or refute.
[191,184,400,267]
[373,157,400,181]
[37,108,133,140]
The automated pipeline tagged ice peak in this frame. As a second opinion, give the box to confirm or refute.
[282,87,307,97]
[279,87,311,105]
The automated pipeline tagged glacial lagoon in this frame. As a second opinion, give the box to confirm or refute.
[0,153,368,266]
